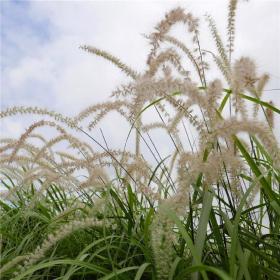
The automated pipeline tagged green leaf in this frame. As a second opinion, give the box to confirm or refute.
[175,264,233,280]
[99,266,139,280]
[12,259,109,280]
[134,263,151,280]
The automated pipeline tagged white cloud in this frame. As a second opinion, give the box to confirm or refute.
[1,0,279,149]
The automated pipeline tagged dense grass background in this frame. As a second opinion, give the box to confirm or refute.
[1,93,280,280]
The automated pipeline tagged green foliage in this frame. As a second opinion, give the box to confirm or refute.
[1,117,280,279]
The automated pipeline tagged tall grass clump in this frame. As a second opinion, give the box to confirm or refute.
[1,1,280,279]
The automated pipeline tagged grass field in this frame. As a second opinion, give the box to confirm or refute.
[1,1,280,279]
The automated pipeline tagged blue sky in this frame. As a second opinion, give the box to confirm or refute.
[1,0,279,145]
[1,0,54,109]
[1,1,51,68]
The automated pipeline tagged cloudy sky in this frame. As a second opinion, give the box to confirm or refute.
[1,0,280,152]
